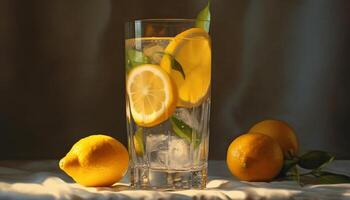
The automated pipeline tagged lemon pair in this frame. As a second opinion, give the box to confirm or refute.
[226,120,299,182]
[127,28,211,127]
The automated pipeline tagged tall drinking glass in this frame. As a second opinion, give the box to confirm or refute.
[125,19,211,190]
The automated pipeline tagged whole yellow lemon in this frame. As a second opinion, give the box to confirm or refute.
[250,119,299,157]
[59,135,129,187]
[226,133,283,181]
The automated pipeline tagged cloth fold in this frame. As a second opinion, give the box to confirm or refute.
[0,160,349,200]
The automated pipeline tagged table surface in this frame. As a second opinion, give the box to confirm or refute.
[0,160,349,200]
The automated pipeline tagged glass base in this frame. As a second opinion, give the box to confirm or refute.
[130,166,207,190]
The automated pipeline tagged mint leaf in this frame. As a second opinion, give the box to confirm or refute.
[299,151,334,170]
[126,49,151,71]
[170,116,192,143]
[195,1,211,32]
[170,116,200,148]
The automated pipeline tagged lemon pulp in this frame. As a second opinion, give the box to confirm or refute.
[127,64,177,127]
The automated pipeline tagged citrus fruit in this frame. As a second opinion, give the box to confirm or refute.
[250,119,299,157]
[160,28,211,107]
[126,64,177,127]
[226,133,283,181]
[59,135,129,187]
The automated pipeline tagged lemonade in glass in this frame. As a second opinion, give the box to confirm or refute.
[125,19,211,190]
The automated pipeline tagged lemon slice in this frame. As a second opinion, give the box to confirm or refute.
[126,64,177,127]
[160,28,211,107]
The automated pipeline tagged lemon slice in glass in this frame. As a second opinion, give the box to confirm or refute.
[126,64,177,127]
[160,28,211,107]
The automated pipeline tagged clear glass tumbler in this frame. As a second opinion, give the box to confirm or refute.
[125,19,211,190]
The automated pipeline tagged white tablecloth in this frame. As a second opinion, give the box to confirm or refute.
[0,160,349,200]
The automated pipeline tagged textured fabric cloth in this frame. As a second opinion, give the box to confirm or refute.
[0,160,349,200]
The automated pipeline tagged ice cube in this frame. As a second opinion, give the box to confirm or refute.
[146,133,169,168]
[168,137,191,169]
[146,133,167,149]
[143,45,165,64]
[174,108,200,131]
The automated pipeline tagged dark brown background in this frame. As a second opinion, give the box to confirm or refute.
[0,0,349,160]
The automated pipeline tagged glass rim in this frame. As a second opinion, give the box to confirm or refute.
[125,18,209,24]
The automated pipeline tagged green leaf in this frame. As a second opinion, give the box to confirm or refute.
[278,158,299,177]
[299,151,334,170]
[170,116,200,148]
[195,1,211,32]
[315,171,350,184]
[126,49,151,71]
[170,116,192,143]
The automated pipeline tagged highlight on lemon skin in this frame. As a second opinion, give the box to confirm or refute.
[226,132,284,182]
[59,135,129,187]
